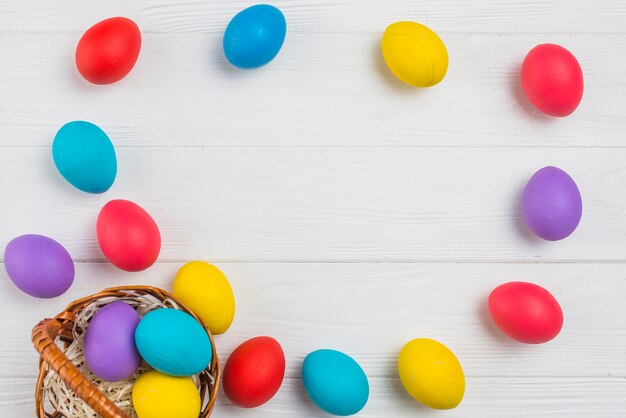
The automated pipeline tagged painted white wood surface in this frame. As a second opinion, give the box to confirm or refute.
[1,33,625,148]
[2,263,626,378]
[1,377,625,418]
[1,147,625,262]
[1,1,626,34]
[1,263,625,416]
[1,0,625,417]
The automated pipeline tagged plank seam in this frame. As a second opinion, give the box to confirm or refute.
[2,259,626,265]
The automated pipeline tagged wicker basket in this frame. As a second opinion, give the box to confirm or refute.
[31,286,220,418]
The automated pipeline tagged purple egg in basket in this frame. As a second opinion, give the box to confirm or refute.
[522,166,583,241]
[4,234,75,298]
[84,301,142,381]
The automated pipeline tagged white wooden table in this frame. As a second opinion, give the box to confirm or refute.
[1,1,625,417]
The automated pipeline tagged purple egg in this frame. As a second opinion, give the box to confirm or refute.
[522,166,582,241]
[85,301,142,381]
[4,234,74,298]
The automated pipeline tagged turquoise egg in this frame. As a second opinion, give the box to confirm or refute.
[52,121,117,193]
[135,308,212,376]
[223,4,286,69]
[302,349,369,416]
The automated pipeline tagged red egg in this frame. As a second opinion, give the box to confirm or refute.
[76,17,141,85]
[97,199,160,272]
[488,282,563,344]
[222,336,285,408]
[521,44,583,117]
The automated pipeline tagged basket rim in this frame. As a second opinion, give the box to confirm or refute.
[32,285,221,418]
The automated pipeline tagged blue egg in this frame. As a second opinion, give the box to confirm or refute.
[302,349,369,416]
[52,121,117,193]
[223,4,286,69]
[135,308,212,376]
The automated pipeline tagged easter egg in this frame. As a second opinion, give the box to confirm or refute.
[52,121,117,193]
[223,4,287,69]
[97,199,161,272]
[381,21,448,87]
[222,336,285,408]
[489,281,563,344]
[135,308,212,376]
[76,17,141,84]
[132,370,200,418]
[3,234,74,298]
[84,302,142,381]
[398,338,465,410]
[522,166,582,241]
[521,44,583,117]
[302,349,369,416]
[172,261,235,335]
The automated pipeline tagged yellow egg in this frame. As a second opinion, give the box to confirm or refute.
[132,370,200,418]
[397,338,465,409]
[381,21,448,87]
[173,261,235,335]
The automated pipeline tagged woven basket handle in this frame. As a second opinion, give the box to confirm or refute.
[32,318,129,418]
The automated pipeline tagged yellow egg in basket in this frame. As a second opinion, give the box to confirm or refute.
[132,370,201,418]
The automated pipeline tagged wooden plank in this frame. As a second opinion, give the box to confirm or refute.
[1,2,624,418]
[0,33,624,148]
[0,147,624,261]
[1,1,626,34]
[1,376,625,418]
[1,263,624,378]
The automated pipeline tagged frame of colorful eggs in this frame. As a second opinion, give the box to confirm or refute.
[3,2,592,417]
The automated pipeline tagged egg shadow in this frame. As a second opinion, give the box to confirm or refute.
[508,63,553,123]
[477,295,517,347]
[66,36,91,91]
[209,32,273,81]
[293,357,328,415]
[371,37,422,96]
[202,30,246,81]
[208,36,231,73]
[511,181,543,245]
[386,359,433,413]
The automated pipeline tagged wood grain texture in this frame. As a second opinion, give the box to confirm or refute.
[1,376,625,418]
[0,33,624,148]
[1,263,624,378]
[0,1,625,34]
[1,1,625,417]
[1,147,624,262]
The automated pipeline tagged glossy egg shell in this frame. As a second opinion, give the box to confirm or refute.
[522,166,582,241]
[381,21,448,87]
[398,338,465,410]
[521,43,583,117]
[222,336,285,408]
[3,234,74,298]
[84,302,142,381]
[489,281,564,344]
[134,308,212,376]
[223,4,287,69]
[76,17,141,84]
[97,200,161,272]
[132,370,201,418]
[302,349,369,416]
[53,121,117,193]
[173,261,236,335]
